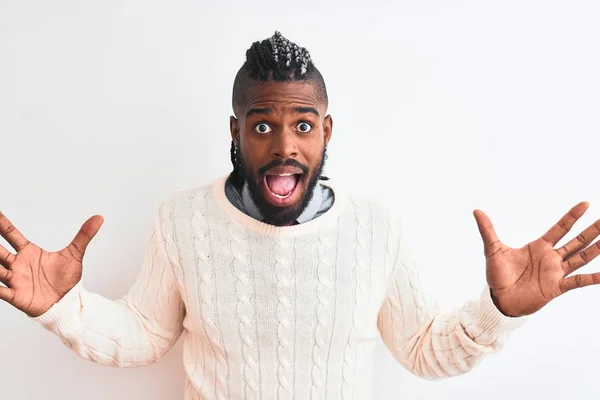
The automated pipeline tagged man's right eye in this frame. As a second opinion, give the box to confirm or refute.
[254,123,272,134]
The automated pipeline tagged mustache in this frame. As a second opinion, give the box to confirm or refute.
[258,159,309,176]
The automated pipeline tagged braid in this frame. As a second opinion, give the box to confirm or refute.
[267,31,312,76]
[229,139,244,188]
[233,31,327,107]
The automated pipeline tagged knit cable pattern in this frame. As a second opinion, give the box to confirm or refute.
[310,225,337,399]
[230,221,260,400]
[342,199,371,398]
[399,217,429,329]
[355,203,373,398]
[274,236,294,398]
[385,212,405,350]
[191,190,229,399]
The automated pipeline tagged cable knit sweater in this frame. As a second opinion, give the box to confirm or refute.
[33,175,525,399]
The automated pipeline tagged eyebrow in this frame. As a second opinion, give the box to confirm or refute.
[245,106,320,118]
[246,108,272,118]
[294,107,320,117]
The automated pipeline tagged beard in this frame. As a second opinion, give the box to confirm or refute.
[236,147,327,226]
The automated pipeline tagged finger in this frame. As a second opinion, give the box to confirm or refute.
[560,271,600,294]
[562,240,600,276]
[473,209,501,257]
[0,266,11,286]
[0,286,14,304]
[557,218,600,260]
[68,215,104,260]
[0,243,15,268]
[0,211,30,252]
[541,201,589,247]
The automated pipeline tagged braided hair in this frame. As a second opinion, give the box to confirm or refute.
[230,31,329,187]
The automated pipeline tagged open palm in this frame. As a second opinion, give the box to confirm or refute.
[473,201,600,317]
[0,212,103,317]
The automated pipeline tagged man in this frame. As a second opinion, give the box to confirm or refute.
[1,31,599,399]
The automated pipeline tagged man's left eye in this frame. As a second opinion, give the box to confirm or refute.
[297,122,312,133]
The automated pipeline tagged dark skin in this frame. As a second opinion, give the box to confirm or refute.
[1,81,600,321]
[230,81,332,210]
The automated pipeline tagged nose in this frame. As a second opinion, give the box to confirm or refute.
[270,129,298,159]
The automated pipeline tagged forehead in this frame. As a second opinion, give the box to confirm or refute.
[242,81,321,114]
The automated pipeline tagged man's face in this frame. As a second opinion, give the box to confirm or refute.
[230,81,333,226]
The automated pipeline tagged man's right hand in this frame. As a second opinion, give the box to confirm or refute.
[0,211,103,317]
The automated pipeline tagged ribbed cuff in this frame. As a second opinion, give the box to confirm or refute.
[31,281,84,333]
[474,285,527,336]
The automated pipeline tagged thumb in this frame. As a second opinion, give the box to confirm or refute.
[69,215,104,259]
[473,209,501,257]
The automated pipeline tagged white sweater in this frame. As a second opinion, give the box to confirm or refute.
[33,175,525,399]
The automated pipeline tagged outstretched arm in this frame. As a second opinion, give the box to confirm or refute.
[378,202,600,379]
[377,216,524,380]
[0,205,185,367]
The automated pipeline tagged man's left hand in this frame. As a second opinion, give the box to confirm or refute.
[473,201,600,317]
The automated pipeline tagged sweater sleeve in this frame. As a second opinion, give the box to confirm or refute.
[377,215,526,380]
[30,214,185,368]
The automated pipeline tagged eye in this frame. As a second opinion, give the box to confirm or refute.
[254,123,272,134]
[297,122,312,133]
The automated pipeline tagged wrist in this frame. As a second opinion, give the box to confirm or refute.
[490,288,520,318]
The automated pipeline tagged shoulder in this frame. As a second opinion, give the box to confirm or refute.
[155,176,224,221]
[322,179,406,230]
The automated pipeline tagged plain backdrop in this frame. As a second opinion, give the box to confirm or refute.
[1,1,599,399]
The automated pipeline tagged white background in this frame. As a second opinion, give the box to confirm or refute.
[1,1,599,399]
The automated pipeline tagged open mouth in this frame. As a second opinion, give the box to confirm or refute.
[265,173,301,198]
[262,167,304,206]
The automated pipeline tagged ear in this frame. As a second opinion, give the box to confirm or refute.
[230,115,240,144]
[323,114,333,146]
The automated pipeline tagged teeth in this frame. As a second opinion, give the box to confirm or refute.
[272,191,293,199]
